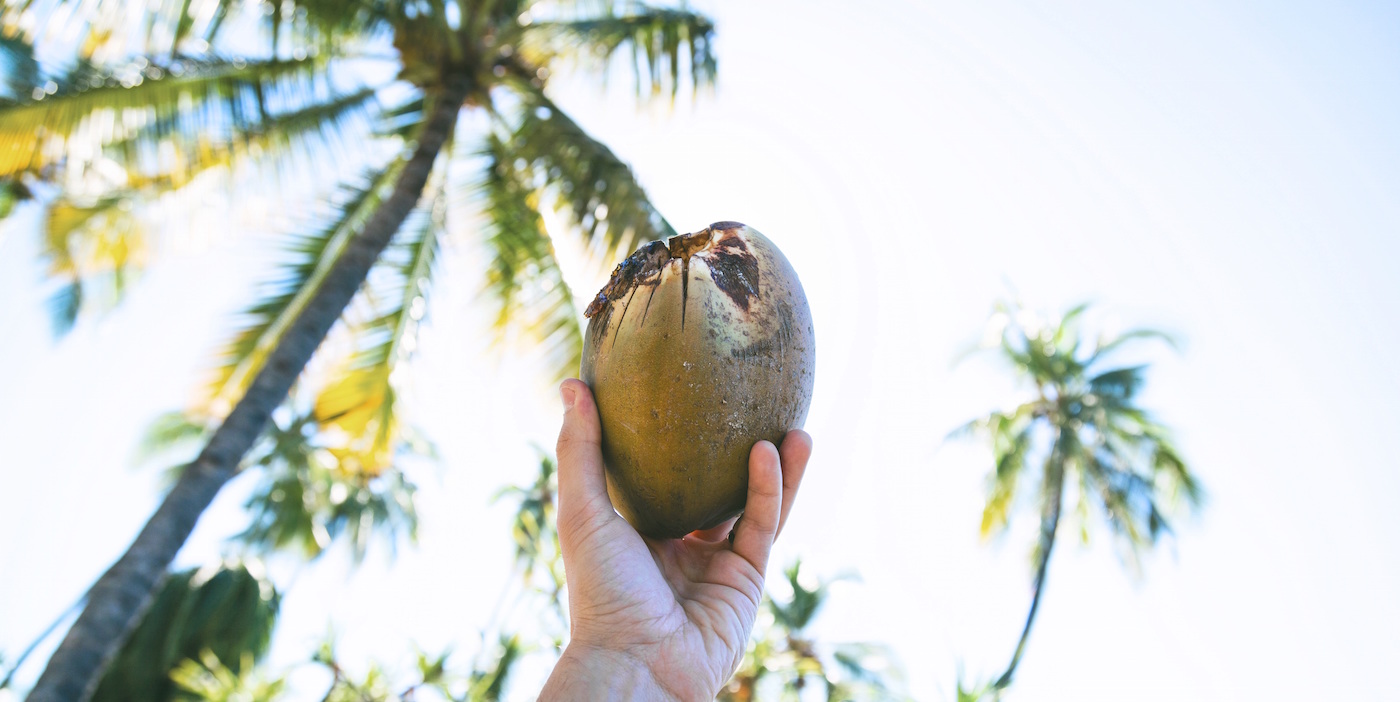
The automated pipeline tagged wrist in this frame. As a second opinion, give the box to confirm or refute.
[539,644,688,702]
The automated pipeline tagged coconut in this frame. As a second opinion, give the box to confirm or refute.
[580,221,815,539]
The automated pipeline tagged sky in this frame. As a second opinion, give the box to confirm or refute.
[3,0,1400,700]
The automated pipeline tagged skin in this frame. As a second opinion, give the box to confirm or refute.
[540,379,813,701]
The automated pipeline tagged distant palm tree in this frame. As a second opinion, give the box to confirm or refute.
[4,1,716,698]
[954,302,1203,696]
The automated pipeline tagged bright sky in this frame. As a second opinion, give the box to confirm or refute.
[3,0,1399,700]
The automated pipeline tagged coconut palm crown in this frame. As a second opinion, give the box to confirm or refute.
[954,302,1203,695]
[2,1,717,699]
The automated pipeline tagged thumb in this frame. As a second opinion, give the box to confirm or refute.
[555,379,614,533]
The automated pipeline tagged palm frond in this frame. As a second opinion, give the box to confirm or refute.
[154,84,379,184]
[521,4,717,99]
[39,192,147,335]
[205,156,405,414]
[1081,448,1158,553]
[313,187,443,473]
[134,409,209,467]
[170,649,288,702]
[0,55,328,179]
[1088,365,1146,405]
[237,408,423,562]
[1050,301,1090,355]
[0,33,40,101]
[1146,428,1204,507]
[830,643,901,699]
[466,635,522,702]
[1088,327,1179,367]
[31,78,378,332]
[981,414,1034,538]
[493,451,562,588]
[478,134,584,381]
[504,85,675,263]
[90,560,279,702]
[0,176,31,219]
[768,561,831,633]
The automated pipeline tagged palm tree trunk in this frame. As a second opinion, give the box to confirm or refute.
[993,445,1066,694]
[27,78,471,702]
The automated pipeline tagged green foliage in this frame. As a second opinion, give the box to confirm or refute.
[721,561,908,701]
[504,84,677,263]
[237,407,424,562]
[170,650,288,702]
[956,677,994,702]
[479,136,584,381]
[311,182,444,474]
[39,191,154,335]
[493,451,563,590]
[0,177,30,220]
[465,636,523,702]
[207,157,408,412]
[0,33,40,101]
[521,3,718,100]
[90,561,279,702]
[0,32,379,332]
[0,54,338,179]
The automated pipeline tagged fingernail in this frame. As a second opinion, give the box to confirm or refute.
[560,383,577,410]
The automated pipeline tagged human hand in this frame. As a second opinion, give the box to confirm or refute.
[539,378,812,701]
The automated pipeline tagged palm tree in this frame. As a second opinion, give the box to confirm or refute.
[954,302,1203,695]
[4,2,717,698]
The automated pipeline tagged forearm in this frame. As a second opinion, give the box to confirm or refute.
[539,645,687,702]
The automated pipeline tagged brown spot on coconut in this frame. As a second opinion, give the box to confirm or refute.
[581,222,815,539]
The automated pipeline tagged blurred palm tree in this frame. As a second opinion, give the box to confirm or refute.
[953,302,1203,696]
[4,1,716,698]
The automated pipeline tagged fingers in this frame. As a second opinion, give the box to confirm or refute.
[555,379,614,535]
[730,440,782,574]
[776,430,813,538]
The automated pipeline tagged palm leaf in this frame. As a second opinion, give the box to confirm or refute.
[205,156,406,414]
[39,192,147,335]
[0,176,32,220]
[90,560,279,702]
[504,85,675,263]
[493,452,561,585]
[981,415,1034,538]
[134,84,379,187]
[478,134,584,381]
[31,84,378,332]
[313,187,443,473]
[466,635,522,702]
[237,408,422,561]
[1051,301,1090,355]
[768,561,830,633]
[1088,365,1147,404]
[0,33,40,101]
[1147,429,1204,506]
[170,649,287,702]
[522,4,717,99]
[1081,448,1157,552]
[0,55,327,178]
[1088,327,1179,366]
